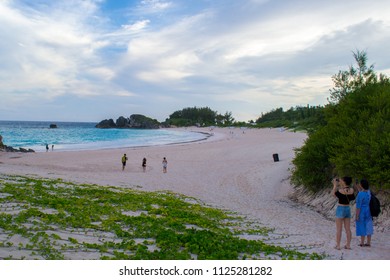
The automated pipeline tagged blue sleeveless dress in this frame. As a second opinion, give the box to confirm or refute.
[355,191,374,236]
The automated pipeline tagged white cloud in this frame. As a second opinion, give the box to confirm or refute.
[0,0,115,102]
[140,0,173,13]
[87,67,116,81]
[114,90,137,97]
[121,19,150,32]
[1,0,390,122]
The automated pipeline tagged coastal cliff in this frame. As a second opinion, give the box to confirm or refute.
[96,114,160,129]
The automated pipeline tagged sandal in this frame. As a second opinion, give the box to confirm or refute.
[344,246,351,250]
[334,246,341,250]
[358,244,364,247]
[364,243,371,247]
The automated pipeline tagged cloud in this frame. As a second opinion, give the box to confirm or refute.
[99,0,390,120]
[139,0,173,14]
[121,20,150,32]
[1,0,390,122]
[114,90,137,97]
[0,0,115,103]
[118,12,211,84]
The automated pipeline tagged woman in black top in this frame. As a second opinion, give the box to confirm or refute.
[332,176,355,250]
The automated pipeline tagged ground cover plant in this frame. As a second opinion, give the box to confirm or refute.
[0,174,323,260]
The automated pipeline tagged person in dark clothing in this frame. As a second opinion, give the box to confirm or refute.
[332,176,355,250]
[121,154,128,171]
[142,158,147,172]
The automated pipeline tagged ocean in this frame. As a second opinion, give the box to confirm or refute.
[0,121,208,152]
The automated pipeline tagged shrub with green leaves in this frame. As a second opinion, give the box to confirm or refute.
[327,82,390,188]
[292,51,390,191]
[0,175,322,260]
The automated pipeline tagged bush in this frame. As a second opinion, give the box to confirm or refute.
[327,83,390,189]
[291,127,334,191]
[292,82,390,191]
[292,51,390,192]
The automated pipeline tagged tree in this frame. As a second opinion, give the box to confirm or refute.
[292,51,390,191]
[255,105,325,131]
[327,82,390,188]
[166,107,218,126]
[222,111,235,126]
[329,50,388,103]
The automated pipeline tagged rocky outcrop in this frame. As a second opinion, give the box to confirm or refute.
[95,119,116,128]
[49,124,58,128]
[116,116,128,128]
[96,114,160,129]
[127,114,160,129]
[0,134,35,153]
[0,135,4,149]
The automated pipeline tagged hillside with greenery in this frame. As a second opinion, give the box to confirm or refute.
[291,51,390,192]
[165,107,235,127]
[255,105,326,132]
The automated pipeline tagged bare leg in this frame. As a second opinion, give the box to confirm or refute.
[366,235,371,246]
[344,218,352,249]
[360,236,365,246]
[335,218,342,249]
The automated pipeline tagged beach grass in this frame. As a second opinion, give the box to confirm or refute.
[0,174,323,260]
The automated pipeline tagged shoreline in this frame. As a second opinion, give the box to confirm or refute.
[0,127,389,260]
[50,128,216,153]
[0,124,213,153]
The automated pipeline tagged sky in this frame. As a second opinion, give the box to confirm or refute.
[1,0,390,123]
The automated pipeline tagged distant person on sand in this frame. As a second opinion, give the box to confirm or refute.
[142,158,147,172]
[121,154,128,171]
[46,144,49,152]
[332,176,355,250]
[52,145,54,151]
[162,157,168,173]
[355,179,374,247]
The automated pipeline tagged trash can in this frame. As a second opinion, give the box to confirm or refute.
[273,153,279,162]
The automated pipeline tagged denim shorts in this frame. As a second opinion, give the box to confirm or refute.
[336,205,351,218]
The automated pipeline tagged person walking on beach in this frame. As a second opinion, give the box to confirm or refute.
[46,144,49,152]
[356,179,374,247]
[121,154,128,171]
[332,176,355,250]
[162,157,168,173]
[142,158,147,172]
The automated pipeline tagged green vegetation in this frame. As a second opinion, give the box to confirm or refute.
[0,174,322,260]
[255,105,326,132]
[163,104,326,131]
[165,107,235,127]
[291,51,390,192]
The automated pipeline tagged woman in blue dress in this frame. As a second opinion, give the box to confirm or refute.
[355,179,374,247]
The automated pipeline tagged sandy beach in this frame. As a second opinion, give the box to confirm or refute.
[0,127,388,260]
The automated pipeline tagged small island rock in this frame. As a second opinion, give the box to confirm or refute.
[95,119,116,128]
[96,114,160,129]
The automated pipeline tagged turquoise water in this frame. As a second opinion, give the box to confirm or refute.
[0,121,208,152]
